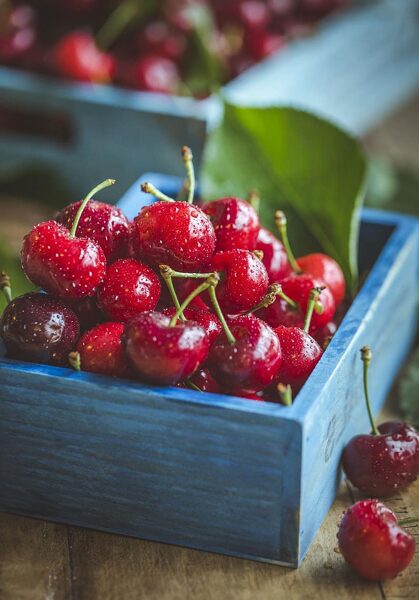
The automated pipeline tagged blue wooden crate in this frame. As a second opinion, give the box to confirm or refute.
[0,173,418,566]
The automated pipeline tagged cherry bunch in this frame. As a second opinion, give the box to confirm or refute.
[0,0,346,96]
[0,144,345,403]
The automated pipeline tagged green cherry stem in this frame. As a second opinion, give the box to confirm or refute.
[169,275,216,326]
[181,146,195,204]
[246,189,260,214]
[159,266,214,280]
[398,517,419,526]
[159,265,186,321]
[141,182,175,203]
[277,383,293,406]
[275,210,302,275]
[270,283,298,311]
[361,346,380,436]
[242,284,279,315]
[303,287,323,333]
[184,379,202,392]
[68,351,81,371]
[208,281,236,345]
[70,178,115,237]
[95,0,153,50]
[0,271,12,304]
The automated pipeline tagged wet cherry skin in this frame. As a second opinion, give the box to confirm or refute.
[21,220,107,300]
[208,314,282,391]
[56,200,130,262]
[338,499,416,581]
[163,306,221,346]
[274,325,323,389]
[203,197,260,252]
[124,311,210,385]
[76,321,130,378]
[54,32,115,83]
[0,292,79,366]
[342,421,419,497]
[255,227,291,283]
[133,201,216,272]
[97,258,161,322]
[297,252,345,306]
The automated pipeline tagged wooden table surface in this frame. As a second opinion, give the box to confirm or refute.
[1,95,419,600]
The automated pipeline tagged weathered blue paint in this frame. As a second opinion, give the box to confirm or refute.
[0,174,418,566]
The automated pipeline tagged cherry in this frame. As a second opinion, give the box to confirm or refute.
[69,322,130,378]
[56,199,130,262]
[208,314,282,391]
[97,258,161,322]
[124,55,181,94]
[0,286,79,366]
[273,287,323,390]
[279,274,335,331]
[209,249,269,314]
[183,368,221,394]
[233,389,263,400]
[54,31,115,83]
[245,30,286,61]
[163,306,221,346]
[314,320,337,348]
[124,311,210,385]
[255,227,291,283]
[21,180,113,300]
[338,499,416,581]
[342,347,419,496]
[0,4,37,64]
[238,1,270,32]
[203,197,260,252]
[139,21,187,62]
[133,150,216,271]
[297,253,346,307]
[69,295,104,331]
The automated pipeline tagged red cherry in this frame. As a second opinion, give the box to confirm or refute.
[69,295,104,331]
[139,21,187,62]
[338,500,416,580]
[238,1,270,31]
[209,249,269,314]
[163,306,221,346]
[0,292,79,366]
[72,322,130,378]
[208,314,282,391]
[343,347,419,496]
[184,368,221,394]
[97,258,161,322]
[245,30,286,60]
[255,227,291,283]
[173,278,210,311]
[54,32,115,83]
[297,253,345,306]
[274,324,322,389]
[56,200,130,262]
[203,197,260,252]
[129,55,180,94]
[280,274,335,330]
[133,199,216,272]
[0,4,37,64]
[124,311,210,385]
[314,320,337,347]
[21,220,106,299]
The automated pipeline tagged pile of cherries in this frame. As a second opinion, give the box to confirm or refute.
[0,0,347,95]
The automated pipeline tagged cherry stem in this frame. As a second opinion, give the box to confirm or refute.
[253,250,264,261]
[184,379,202,392]
[70,178,115,237]
[243,284,279,315]
[278,383,293,406]
[398,517,419,526]
[159,266,214,280]
[208,284,236,345]
[181,146,195,204]
[271,282,298,310]
[169,275,216,326]
[275,210,302,274]
[95,0,151,50]
[247,189,260,214]
[141,182,175,203]
[0,271,12,304]
[304,286,323,333]
[159,265,186,321]
[68,351,81,371]
[361,346,379,436]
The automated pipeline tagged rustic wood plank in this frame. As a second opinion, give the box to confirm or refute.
[0,512,71,600]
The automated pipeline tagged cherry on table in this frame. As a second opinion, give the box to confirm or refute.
[338,499,416,581]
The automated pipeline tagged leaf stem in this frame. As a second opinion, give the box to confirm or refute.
[361,346,379,436]
[208,283,236,345]
[181,146,195,204]
[70,179,115,237]
[141,182,175,203]
[0,271,12,304]
[275,210,302,274]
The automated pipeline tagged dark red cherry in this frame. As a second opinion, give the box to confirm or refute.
[56,200,130,262]
[208,314,282,391]
[163,306,221,345]
[97,258,161,322]
[133,200,216,272]
[343,346,419,496]
[255,227,291,283]
[245,30,286,60]
[129,55,180,94]
[0,4,37,64]
[314,320,337,347]
[338,499,416,581]
[21,220,106,300]
[209,249,269,314]
[203,197,260,252]
[238,1,270,31]
[297,253,345,306]
[274,324,322,389]
[139,21,187,62]
[69,295,104,331]
[124,311,210,385]
[0,292,79,365]
[73,322,130,378]
[54,32,115,83]
[183,368,221,394]
[280,274,335,331]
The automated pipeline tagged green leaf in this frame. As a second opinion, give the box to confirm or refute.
[201,102,367,290]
